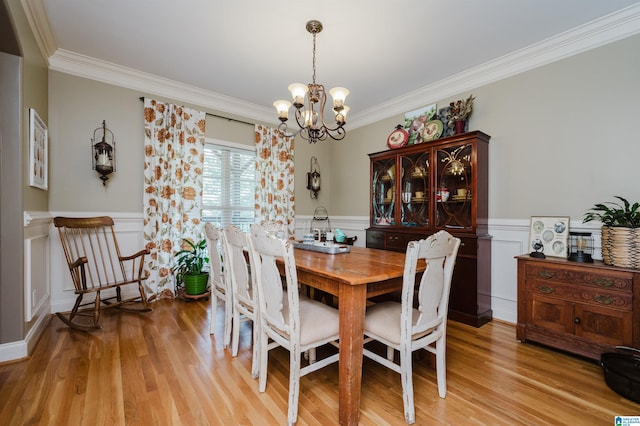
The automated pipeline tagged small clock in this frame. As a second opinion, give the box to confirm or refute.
[387,125,409,149]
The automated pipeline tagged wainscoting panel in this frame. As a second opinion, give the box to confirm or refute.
[46,214,602,323]
[23,212,52,323]
[24,234,49,322]
[0,213,603,363]
[487,218,601,323]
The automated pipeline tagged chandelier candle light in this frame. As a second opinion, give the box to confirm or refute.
[273,20,349,143]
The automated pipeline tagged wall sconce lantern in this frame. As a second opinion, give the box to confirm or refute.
[568,231,594,263]
[91,120,116,185]
[307,156,321,199]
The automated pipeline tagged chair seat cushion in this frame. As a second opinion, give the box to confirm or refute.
[298,299,339,346]
[364,301,419,345]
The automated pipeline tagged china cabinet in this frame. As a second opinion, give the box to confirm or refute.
[516,255,640,360]
[366,130,492,326]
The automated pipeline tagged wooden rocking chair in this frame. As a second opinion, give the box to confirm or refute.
[54,216,152,330]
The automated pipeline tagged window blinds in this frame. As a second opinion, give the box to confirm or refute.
[203,143,255,232]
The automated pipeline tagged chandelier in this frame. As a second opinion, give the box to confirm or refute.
[273,20,349,143]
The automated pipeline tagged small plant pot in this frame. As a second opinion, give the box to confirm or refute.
[183,273,209,295]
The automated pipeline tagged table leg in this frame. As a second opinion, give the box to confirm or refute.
[338,283,367,426]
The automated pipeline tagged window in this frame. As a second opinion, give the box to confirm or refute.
[203,140,255,233]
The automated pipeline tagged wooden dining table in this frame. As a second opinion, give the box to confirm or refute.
[280,245,423,426]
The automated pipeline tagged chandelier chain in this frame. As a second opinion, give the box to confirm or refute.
[312,32,317,84]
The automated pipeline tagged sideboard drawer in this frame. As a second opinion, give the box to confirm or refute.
[524,263,634,292]
[366,230,385,249]
[366,229,425,252]
[385,233,415,251]
[525,280,632,310]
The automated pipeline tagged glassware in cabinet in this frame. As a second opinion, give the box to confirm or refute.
[371,157,396,226]
[400,151,430,227]
[436,143,473,230]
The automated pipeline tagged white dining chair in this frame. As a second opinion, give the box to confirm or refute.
[259,219,287,239]
[248,224,340,426]
[257,220,318,363]
[222,224,260,378]
[204,223,232,348]
[362,230,461,424]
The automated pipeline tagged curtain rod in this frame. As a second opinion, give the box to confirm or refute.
[139,97,255,127]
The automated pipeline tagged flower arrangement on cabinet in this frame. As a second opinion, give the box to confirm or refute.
[445,94,475,125]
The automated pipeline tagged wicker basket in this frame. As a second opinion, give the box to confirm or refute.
[601,226,640,269]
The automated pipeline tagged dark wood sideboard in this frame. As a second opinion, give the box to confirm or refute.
[516,255,640,360]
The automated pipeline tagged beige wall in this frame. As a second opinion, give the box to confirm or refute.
[49,70,333,215]
[2,0,48,342]
[11,0,48,212]
[332,33,640,220]
[328,117,397,216]
[49,73,146,212]
[49,33,640,222]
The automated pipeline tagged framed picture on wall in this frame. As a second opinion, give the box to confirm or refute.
[29,108,48,190]
[529,216,570,258]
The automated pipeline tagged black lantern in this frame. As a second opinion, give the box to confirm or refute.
[568,231,594,263]
[306,156,321,199]
[91,120,116,185]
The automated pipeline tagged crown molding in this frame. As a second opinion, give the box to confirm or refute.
[20,0,57,62]
[348,3,640,129]
[26,2,640,130]
[48,49,274,124]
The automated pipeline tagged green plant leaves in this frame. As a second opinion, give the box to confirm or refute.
[583,196,640,228]
[174,238,209,284]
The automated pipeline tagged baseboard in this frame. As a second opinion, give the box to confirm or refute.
[0,309,51,364]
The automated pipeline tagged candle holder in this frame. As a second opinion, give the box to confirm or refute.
[568,231,594,263]
[91,120,116,185]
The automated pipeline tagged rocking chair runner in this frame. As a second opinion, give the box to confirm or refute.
[54,216,152,330]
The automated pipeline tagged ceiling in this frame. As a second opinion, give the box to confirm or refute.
[23,0,640,128]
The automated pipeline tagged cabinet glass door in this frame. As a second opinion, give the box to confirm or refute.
[400,151,429,227]
[436,143,472,229]
[372,157,396,226]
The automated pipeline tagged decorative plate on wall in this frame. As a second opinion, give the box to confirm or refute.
[387,125,409,149]
[421,119,444,141]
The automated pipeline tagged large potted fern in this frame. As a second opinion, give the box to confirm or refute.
[174,238,210,295]
[583,196,640,269]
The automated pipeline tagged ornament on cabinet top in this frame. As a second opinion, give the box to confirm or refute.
[386,125,409,149]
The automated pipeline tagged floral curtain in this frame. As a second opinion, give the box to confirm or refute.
[142,98,206,300]
[254,124,295,238]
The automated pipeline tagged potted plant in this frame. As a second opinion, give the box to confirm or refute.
[445,94,475,134]
[583,196,640,269]
[174,238,210,295]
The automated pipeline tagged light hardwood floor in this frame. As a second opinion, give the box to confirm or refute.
[0,299,637,425]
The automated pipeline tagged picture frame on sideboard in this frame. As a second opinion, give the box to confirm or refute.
[529,216,570,258]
